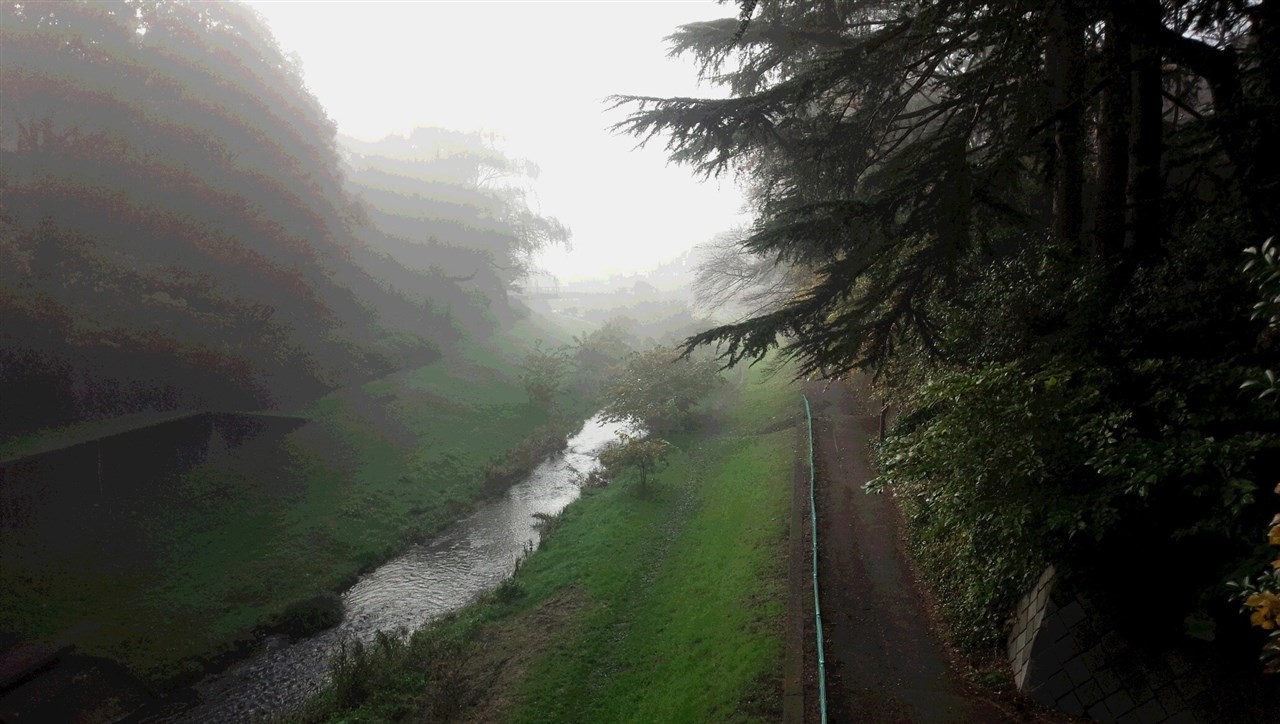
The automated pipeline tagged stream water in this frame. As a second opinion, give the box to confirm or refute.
[175,414,625,723]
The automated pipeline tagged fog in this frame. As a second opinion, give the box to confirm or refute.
[248,0,748,282]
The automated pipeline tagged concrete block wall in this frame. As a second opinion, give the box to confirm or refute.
[1007,567,1226,724]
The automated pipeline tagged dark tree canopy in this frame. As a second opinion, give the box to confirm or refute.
[617,0,1280,377]
[618,0,1280,660]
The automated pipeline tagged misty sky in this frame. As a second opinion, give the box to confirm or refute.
[247,0,749,282]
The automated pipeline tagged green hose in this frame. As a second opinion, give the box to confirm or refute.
[803,395,828,723]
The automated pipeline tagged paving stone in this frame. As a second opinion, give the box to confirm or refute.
[1075,615,1104,646]
[1120,696,1166,724]
[1102,631,1129,657]
[1040,610,1067,637]
[1147,662,1175,690]
[1051,615,1078,645]
[1154,682,1186,713]
[1039,631,1075,668]
[1115,655,1146,690]
[1175,673,1207,700]
[1102,689,1137,719]
[1187,688,1218,718]
[1064,654,1092,687]
[1060,600,1086,627]
[1081,643,1107,669]
[1089,699,1119,722]
[1161,711,1198,724]
[1057,690,1086,716]
[1076,677,1105,707]
[1095,667,1123,696]
[1165,652,1192,677]
[1035,670,1074,706]
[1008,632,1023,661]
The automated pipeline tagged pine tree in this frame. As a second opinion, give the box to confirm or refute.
[615,0,1280,377]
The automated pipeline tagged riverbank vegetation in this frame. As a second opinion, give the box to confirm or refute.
[0,320,593,689]
[291,362,793,722]
[618,0,1280,677]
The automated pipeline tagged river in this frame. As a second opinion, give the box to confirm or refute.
[175,413,626,723]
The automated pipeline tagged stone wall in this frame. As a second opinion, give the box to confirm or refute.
[1007,567,1230,724]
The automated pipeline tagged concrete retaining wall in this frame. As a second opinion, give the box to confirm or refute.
[1008,567,1228,723]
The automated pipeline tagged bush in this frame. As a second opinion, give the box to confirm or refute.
[875,352,1277,649]
[601,346,721,435]
[518,340,571,408]
[314,627,468,720]
[481,416,576,493]
[598,432,671,493]
[267,592,343,640]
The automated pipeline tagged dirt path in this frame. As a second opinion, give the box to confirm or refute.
[797,381,1009,724]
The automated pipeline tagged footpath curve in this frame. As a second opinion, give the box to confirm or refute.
[795,380,1011,723]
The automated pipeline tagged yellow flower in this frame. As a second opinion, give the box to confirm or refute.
[1270,525,1280,546]
[1272,557,1280,570]
[1246,592,1280,630]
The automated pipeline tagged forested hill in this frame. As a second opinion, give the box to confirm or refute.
[0,1,565,436]
[341,127,571,333]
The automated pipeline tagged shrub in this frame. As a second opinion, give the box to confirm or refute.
[268,592,343,640]
[319,627,468,719]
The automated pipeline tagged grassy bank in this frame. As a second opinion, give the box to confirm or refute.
[0,318,587,687]
[294,363,798,722]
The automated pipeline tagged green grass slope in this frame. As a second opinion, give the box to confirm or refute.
[512,365,794,723]
[295,362,798,723]
[0,317,582,687]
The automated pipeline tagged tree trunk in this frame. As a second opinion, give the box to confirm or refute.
[1093,9,1131,260]
[1250,0,1280,240]
[1126,0,1164,259]
[1048,0,1086,249]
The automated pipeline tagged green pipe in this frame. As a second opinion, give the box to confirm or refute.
[803,395,828,724]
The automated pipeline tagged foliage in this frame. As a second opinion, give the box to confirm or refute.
[266,592,343,640]
[1230,238,1280,672]
[1229,501,1280,673]
[875,350,1275,647]
[343,127,572,306]
[568,318,638,398]
[600,346,722,436]
[517,340,571,408]
[481,414,577,493]
[619,1,1280,375]
[313,627,467,721]
[597,432,671,492]
[1242,238,1280,400]
[628,0,1280,652]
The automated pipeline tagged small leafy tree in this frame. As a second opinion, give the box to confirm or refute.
[569,317,637,398]
[518,340,570,408]
[598,432,670,492]
[1231,238,1280,673]
[601,346,721,435]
